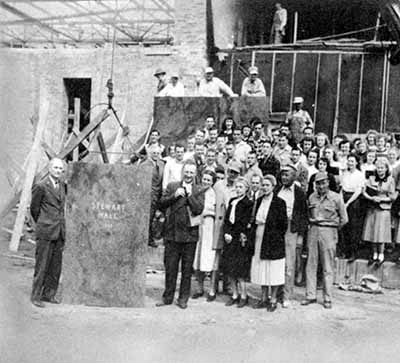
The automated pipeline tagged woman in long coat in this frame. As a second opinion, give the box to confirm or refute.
[250,175,288,311]
[192,170,217,299]
[221,177,253,308]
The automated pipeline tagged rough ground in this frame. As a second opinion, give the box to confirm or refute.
[2,237,400,363]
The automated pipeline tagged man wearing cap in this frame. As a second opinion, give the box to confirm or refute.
[154,68,168,95]
[198,67,236,97]
[241,66,266,97]
[157,72,185,97]
[301,172,348,309]
[276,163,308,308]
[286,97,314,130]
[209,160,241,301]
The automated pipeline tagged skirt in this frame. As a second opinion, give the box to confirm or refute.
[250,224,285,286]
[193,216,216,272]
[362,207,392,244]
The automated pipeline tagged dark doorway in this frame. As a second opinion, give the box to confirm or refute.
[64,78,92,160]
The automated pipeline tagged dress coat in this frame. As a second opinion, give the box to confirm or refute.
[31,176,66,241]
[221,196,253,279]
[159,181,205,243]
[249,195,288,260]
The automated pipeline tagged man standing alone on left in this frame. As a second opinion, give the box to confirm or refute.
[30,158,66,308]
[157,160,205,309]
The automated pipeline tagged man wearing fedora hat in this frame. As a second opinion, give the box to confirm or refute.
[241,66,266,97]
[301,172,348,309]
[154,68,168,95]
[198,66,236,97]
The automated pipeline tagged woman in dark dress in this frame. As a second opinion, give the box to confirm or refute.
[221,177,253,308]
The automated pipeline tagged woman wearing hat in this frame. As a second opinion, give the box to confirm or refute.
[249,175,288,311]
[362,157,397,267]
[220,177,254,308]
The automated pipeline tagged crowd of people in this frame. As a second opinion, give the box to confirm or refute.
[139,108,400,310]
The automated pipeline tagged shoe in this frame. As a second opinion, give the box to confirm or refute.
[155,300,172,307]
[225,296,240,307]
[176,300,188,309]
[252,300,268,309]
[281,300,291,309]
[300,299,317,306]
[31,299,45,308]
[42,296,60,304]
[206,293,216,302]
[375,259,385,268]
[237,296,248,308]
[323,301,332,309]
[191,292,204,299]
[268,302,277,312]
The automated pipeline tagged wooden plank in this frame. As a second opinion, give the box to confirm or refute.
[73,98,81,161]
[96,132,109,163]
[9,96,49,252]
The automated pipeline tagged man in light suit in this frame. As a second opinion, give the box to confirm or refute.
[30,158,66,308]
[157,160,205,309]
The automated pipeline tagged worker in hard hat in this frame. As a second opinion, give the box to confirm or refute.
[157,72,185,97]
[198,67,237,97]
[286,97,314,130]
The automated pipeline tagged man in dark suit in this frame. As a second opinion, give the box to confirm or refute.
[30,158,66,308]
[259,140,281,178]
[276,164,308,308]
[157,160,205,309]
[139,143,165,247]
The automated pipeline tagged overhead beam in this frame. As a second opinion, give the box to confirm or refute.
[0,0,79,41]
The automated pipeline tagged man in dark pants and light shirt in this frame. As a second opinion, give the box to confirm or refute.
[157,160,205,309]
[30,158,66,308]
[301,172,348,309]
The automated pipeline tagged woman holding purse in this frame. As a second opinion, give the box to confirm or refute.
[221,177,254,308]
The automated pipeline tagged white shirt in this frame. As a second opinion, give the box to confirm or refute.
[274,144,292,165]
[162,159,184,190]
[183,151,195,161]
[49,175,59,189]
[198,77,235,97]
[241,77,266,97]
[273,8,287,30]
[306,165,318,181]
[182,181,192,196]
[278,184,295,220]
[341,169,365,193]
[157,82,184,97]
[255,194,273,224]
[229,196,244,224]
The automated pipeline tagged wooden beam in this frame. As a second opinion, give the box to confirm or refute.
[96,132,109,163]
[73,98,81,161]
[9,95,49,252]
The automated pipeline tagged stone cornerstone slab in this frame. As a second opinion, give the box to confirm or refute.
[62,162,152,307]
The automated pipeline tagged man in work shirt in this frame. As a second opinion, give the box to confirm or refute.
[198,67,236,97]
[301,172,348,309]
[241,66,266,97]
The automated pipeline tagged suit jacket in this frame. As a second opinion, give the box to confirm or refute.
[140,157,165,204]
[275,184,308,236]
[223,196,253,247]
[250,195,288,260]
[259,154,280,178]
[31,176,66,241]
[159,181,205,243]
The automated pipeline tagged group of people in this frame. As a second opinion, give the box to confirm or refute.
[141,107,400,311]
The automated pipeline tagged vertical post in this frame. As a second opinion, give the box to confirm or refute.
[383,53,391,133]
[356,54,365,134]
[293,12,298,43]
[332,53,342,138]
[374,12,381,41]
[313,53,321,127]
[251,50,256,67]
[270,52,276,112]
[9,93,49,252]
[229,53,235,89]
[380,51,388,132]
[73,98,81,161]
[289,52,297,111]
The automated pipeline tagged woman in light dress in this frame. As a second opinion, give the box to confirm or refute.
[192,170,217,299]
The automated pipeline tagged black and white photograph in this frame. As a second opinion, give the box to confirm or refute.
[1,1,400,362]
